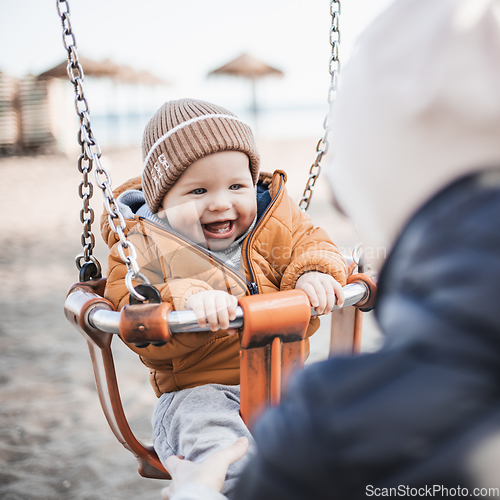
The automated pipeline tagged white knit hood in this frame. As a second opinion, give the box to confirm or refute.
[327,0,500,271]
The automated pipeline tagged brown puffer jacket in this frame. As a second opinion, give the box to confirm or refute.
[101,170,347,396]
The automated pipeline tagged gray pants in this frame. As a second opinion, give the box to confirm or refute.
[152,384,256,496]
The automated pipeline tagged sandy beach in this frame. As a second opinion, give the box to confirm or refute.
[0,139,381,500]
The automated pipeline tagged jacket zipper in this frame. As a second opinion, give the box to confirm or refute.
[244,173,284,293]
[139,217,254,294]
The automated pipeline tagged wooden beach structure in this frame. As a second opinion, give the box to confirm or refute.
[0,57,166,155]
[0,72,19,154]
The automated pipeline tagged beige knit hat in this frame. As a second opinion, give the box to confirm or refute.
[141,98,260,214]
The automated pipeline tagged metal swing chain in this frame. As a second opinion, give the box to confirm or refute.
[56,0,150,301]
[299,0,340,211]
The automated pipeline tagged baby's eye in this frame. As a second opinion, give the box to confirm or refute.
[190,188,206,195]
[229,184,242,190]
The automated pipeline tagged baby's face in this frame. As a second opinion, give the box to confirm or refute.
[160,151,257,251]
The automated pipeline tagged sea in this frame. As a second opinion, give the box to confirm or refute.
[90,105,329,148]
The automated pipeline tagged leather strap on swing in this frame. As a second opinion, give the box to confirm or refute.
[329,272,377,356]
[238,290,311,429]
[348,272,377,311]
[120,302,173,347]
[65,278,114,348]
[64,281,171,480]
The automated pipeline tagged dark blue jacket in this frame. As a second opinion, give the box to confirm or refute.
[235,169,500,499]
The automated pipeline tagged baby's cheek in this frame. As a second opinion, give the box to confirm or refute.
[179,217,205,242]
[165,201,205,242]
[243,203,257,227]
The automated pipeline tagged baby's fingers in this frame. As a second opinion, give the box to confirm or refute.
[323,280,337,314]
[300,282,319,309]
[188,298,208,329]
[218,295,239,331]
[313,281,328,315]
[215,294,230,330]
[227,295,238,321]
[226,296,239,336]
[333,281,345,308]
[205,295,221,331]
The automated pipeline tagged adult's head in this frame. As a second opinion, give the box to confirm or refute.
[328,0,500,271]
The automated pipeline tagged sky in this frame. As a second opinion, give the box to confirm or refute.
[0,0,395,103]
[0,0,397,142]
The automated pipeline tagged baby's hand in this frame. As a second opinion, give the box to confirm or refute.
[185,290,238,335]
[295,271,344,315]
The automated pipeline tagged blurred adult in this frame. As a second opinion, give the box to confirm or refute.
[163,0,500,498]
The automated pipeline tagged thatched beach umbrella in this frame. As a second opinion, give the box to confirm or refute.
[38,57,121,80]
[208,53,284,126]
[115,66,166,85]
[38,57,166,85]
[36,57,167,148]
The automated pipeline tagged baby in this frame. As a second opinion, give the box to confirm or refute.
[101,98,347,495]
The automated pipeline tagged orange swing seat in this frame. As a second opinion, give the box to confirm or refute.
[64,270,376,480]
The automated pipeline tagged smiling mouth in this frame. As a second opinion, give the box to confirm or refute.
[202,220,236,239]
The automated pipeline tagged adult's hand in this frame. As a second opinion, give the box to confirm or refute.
[161,437,249,500]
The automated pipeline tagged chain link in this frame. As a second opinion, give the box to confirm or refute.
[56,0,149,300]
[299,0,340,211]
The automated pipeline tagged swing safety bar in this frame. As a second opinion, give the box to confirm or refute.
[88,281,370,337]
[64,272,376,480]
